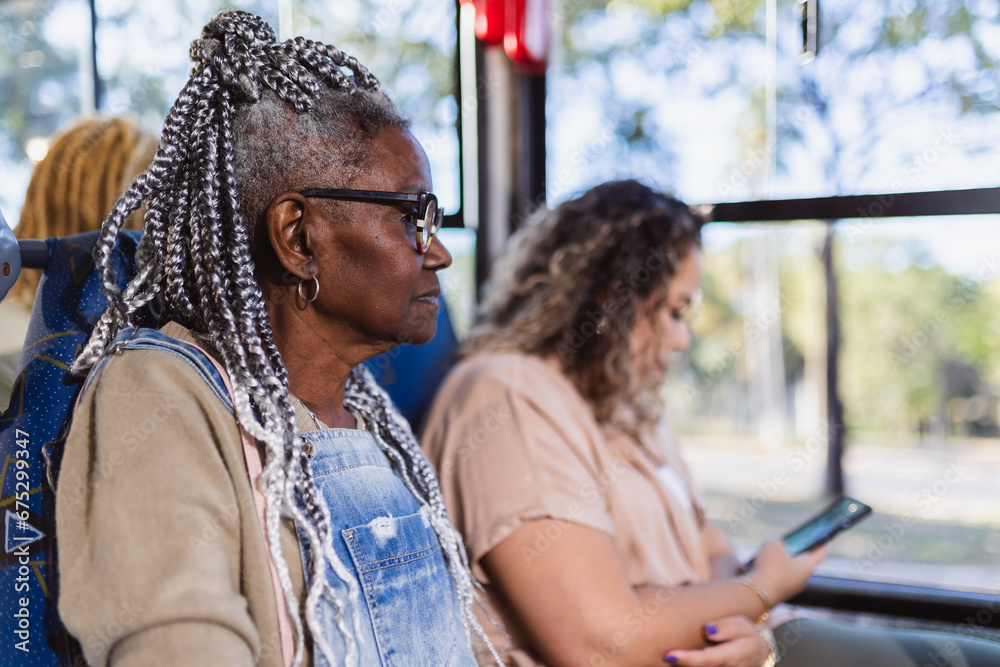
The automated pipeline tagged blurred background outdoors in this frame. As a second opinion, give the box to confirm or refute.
[1,0,998,591]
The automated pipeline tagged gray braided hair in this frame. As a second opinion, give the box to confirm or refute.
[71,11,499,666]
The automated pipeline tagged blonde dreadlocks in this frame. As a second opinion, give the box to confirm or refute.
[12,117,156,305]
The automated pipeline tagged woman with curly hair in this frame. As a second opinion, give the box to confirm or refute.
[58,11,498,667]
[422,179,1000,666]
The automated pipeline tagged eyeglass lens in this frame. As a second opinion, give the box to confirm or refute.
[419,196,441,253]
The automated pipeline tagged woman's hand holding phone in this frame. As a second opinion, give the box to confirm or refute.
[662,541,824,666]
[746,539,827,606]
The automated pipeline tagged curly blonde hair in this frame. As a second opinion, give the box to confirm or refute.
[11,117,157,305]
[465,180,703,428]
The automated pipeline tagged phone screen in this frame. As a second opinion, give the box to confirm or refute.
[783,497,872,556]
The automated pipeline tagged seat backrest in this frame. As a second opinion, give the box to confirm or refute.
[0,229,146,665]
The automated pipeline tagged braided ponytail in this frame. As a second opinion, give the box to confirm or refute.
[72,11,499,666]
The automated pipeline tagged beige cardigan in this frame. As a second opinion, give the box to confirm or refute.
[57,322,311,666]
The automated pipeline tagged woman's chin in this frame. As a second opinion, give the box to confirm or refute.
[400,324,438,347]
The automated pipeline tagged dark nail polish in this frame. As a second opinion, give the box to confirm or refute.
[664,657,678,664]
[705,623,718,635]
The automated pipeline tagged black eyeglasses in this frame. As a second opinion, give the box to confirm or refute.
[299,188,443,254]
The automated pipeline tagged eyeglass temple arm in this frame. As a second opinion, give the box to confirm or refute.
[299,189,420,204]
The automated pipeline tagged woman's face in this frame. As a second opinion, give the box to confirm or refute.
[630,248,702,380]
[310,127,452,350]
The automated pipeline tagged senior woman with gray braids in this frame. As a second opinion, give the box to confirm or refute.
[57,11,498,667]
[422,180,1000,667]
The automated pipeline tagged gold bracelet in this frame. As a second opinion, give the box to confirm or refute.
[736,576,772,623]
[756,624,778,667]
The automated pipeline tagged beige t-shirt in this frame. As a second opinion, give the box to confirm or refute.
[57,322,311,667]
[422,352,711,666]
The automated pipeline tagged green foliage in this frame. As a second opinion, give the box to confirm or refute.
[0,3,81,162]
[838,240,1000,435]
[885,9,928,47]
[688,240,746,386]
[552,0,1000,200]
[680,229,1000,440]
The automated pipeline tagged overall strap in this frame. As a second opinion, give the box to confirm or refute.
[82,328,296,666]
[81,328,234,414]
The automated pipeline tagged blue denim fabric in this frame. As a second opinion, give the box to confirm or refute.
[297,427,477,667]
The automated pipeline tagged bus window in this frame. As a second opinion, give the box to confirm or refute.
[547,0,1000,204]
[0,0,93,222]
[668,216,1000,594]
[544,0,1000,596]
[0,0,462,226]
[92,1,279,129]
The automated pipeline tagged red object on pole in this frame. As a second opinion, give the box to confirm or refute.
[505,0,549,74]
[473,0,505,45]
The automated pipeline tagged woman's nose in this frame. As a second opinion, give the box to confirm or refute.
[670,322,691,351]
[423,235,453,270]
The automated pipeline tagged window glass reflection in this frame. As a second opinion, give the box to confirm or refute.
[548,0,1000,204]
[0,0,91,223]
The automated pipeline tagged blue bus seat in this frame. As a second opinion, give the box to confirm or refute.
[365,305,459,434]
[0,228,456,664]
[1,229,147,665]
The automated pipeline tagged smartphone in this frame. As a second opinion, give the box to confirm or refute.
[745,497,872,568]
[782,497,872,555]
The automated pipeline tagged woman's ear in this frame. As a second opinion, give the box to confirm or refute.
[265,192,314,279]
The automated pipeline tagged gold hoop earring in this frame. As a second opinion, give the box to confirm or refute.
[297,276,320,303]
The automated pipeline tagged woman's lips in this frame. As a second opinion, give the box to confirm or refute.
[416,292,440,306]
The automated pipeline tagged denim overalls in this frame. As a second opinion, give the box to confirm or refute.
[85,329,477,666]
[298,426,477,666]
